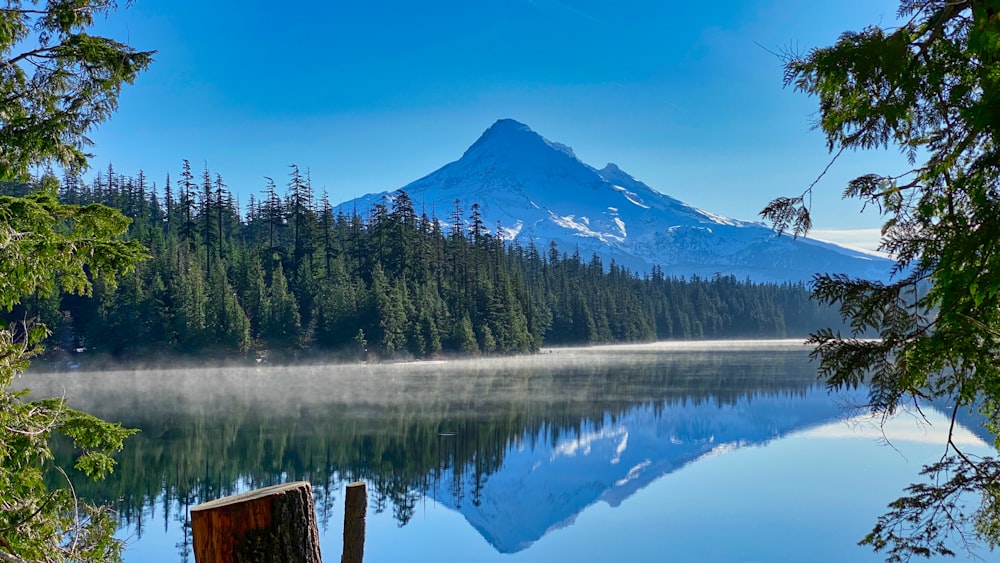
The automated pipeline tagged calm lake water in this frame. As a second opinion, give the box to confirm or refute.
[22,340,997,562]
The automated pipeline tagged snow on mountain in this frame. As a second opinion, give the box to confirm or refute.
[334,119,896,283]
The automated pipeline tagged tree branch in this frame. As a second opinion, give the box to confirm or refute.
[1,45,61,69]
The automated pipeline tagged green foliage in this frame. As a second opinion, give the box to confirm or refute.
[0,1,153,182]
[0,185,146,561]
[0,179,144,308]
[263,262,302,349]
[762,0,1000,558]
[59,405,136,479]
[16,166,847,363]
[0,2,150,560]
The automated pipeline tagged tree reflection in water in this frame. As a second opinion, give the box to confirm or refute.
[31,342,828,561]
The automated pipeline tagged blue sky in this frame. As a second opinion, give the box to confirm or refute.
[86,0,904,250]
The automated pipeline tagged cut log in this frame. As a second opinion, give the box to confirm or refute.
[191,481,323,563]
[341,481,367,563]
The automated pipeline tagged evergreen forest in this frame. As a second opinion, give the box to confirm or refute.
[4,164,845,363]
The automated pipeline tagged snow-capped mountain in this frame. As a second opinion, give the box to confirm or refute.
[335,119,895,283]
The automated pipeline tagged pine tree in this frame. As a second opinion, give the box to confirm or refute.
[452,313,479,355]
[168,251,208,350]
[215,173,227,263]
[231,247,268,341]
[286,164,315,274]
[371,263,408,354]
[200,165,216,270]
[263,262,302,349]
[163,173,174,235]
[206,262,252,354]
[319,191,336,278]
[263,176,283,257]
[178,160,198,249]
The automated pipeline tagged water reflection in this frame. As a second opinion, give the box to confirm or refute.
[22,341,986,561]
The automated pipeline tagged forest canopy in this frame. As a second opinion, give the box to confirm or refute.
[4,164,843,364]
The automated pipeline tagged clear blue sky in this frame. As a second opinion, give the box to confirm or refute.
[87,0,904,250]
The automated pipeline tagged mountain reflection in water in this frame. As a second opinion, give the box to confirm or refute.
[21,341,992,562]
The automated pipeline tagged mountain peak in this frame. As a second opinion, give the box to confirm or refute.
[464,119,577,160]
[334,120,897,283]
[489,118,532,133]
[470,119,536,148]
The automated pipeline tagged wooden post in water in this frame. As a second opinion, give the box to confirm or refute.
[341,481,367,563]
[190,481,323,563]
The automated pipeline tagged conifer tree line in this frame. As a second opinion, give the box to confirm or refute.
[4,163,844,361]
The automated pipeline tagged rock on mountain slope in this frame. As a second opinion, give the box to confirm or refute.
[334,119,895,283]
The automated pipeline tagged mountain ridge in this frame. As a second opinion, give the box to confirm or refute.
[334,119,895,283]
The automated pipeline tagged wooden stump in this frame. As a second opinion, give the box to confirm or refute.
[191,481,323,563]
[341,482,367,563]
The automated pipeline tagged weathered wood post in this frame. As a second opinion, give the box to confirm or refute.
[341,481,367,563]
[190,481,323,563]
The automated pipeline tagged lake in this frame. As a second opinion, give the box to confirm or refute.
[22,340,996,562]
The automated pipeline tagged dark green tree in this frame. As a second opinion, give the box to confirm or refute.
[167,251,208,350]
[215,173,228,263]
[0,181,146,562]
[319,191,336,278]
[371,263,408,354]
[286,164,315,274]
[178,160,197,249]
[0,2,152,182]
[206,262,252,354]
[452,313,479,355]
[762,1,1000,559]
[314,258,362,350]
[262,262,302,350]
[162,173,174,235]
[0,2,151,560]
[230,247,269,342]
[200,165,216,270]
[262,176,283,258]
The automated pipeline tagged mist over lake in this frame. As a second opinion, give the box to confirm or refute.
[19,341,994,562]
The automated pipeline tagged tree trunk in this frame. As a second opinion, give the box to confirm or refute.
[191,481,323,563]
